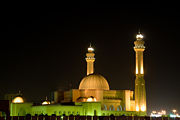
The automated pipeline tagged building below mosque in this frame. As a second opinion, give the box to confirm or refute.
[2,33,147,117]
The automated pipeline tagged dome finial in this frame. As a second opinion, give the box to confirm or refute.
[138,28,141,34]
[89,43,92,48]
[18,90,21,95]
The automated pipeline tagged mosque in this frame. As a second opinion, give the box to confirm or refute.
[8,33,147,116]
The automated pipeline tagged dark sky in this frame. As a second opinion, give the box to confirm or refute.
[0,4,180,115]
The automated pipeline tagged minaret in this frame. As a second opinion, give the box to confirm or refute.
[134,32,146,112]
[86,44,95,75]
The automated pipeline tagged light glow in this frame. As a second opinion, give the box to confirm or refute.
[151,110,167,117]
[136,106,139,111]
[170,114,177,118]
[170,114,180,118]
[136,34,144,39]
[136,67,138,74]
[87,97,93,102]
[42,101,50,105]
[141,105,146,111]
[152,111,157,114]
[140,67,144,74]
[12,97,24,103]
[172,109,177,113]
[150,114,161,117]
[161,110,166,115]
[87,97,97,102]
[88,47,94,52]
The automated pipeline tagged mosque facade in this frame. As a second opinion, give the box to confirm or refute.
[9,33,147,116]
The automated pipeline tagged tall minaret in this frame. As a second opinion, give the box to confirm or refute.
[134,32,146,112]
[86,44,95,75]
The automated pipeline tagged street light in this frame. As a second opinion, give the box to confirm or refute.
[172,109,177,114]
[161,110,166,115]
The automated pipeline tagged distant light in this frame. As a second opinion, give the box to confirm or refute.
[136,34,144,40]
[12,97,24,103]
[88,47,94,52]
[42,101,50,105]
[152,111,157,114]
[170,114,177,118]
[161,110,166,115]
[151,110,167,117]
[172,109,177,113]
[150,114,162,117]
[169,114,180,118]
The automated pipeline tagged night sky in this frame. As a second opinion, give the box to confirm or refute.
[0,4,180,115]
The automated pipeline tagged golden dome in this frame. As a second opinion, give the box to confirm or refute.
[12,96,24,103]
[42,101,50,105]
[42,96,50,105]
[79,74,110,90]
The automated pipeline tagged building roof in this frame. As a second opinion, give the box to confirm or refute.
[79,74,110,90]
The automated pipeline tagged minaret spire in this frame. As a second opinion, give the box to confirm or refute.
[86,44,95,75]
[134,32,147,113]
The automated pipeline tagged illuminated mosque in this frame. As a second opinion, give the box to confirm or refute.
[9,33,147,116]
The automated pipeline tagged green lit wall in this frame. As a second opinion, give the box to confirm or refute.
[10,102,146,116]
[10,103,32,116]
[31,104,83,116]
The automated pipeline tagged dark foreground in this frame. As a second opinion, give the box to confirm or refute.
[0,116,180,120]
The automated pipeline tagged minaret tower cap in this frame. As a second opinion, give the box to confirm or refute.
[136,31,144,40]
[88,43,94,52]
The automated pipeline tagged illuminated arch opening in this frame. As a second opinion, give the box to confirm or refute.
[117,105,122,111]
[109,105,115,111]
[102,104,107,110]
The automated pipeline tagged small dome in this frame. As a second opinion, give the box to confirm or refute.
[12,96,24,103]
[42,101,50,105]
[79,74,110,90]
[87,96,97,102]
[42,96,50,105]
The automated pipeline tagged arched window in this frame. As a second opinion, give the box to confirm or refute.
[63,111,66,116]
[59,111,61,115]
[109,105,115,111]
[72,111,75,115]
[117,105,122,111]
[102,104,107,110]
[77,111,80,115]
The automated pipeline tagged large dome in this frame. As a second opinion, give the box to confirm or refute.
[79,74,110,90]
[12,96,24,103]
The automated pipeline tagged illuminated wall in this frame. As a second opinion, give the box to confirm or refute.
[10,103,32,116]
[10,102,146,116]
